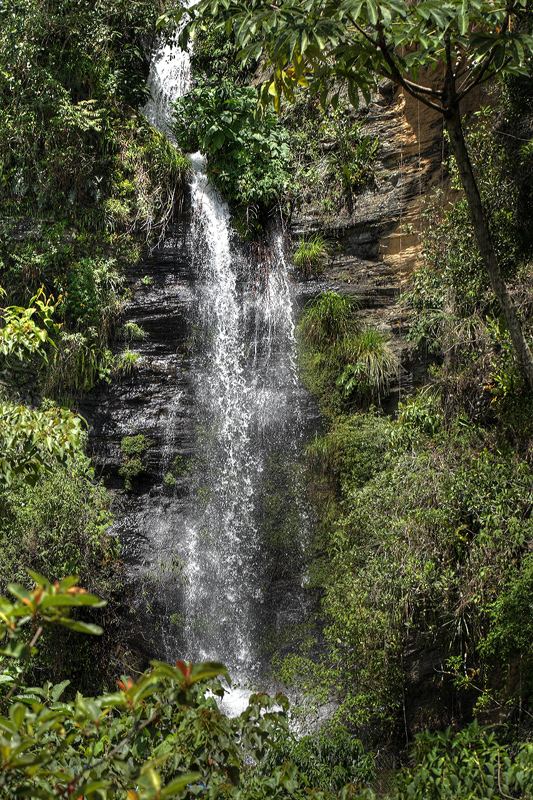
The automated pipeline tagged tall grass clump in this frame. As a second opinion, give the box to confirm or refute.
[293,233,332,277]
[298,291,357,348]
[298,291,396,412]
[337,327,398,405]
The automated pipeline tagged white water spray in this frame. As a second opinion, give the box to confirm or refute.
[142,34,308,689]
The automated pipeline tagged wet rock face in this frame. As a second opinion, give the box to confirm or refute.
[79,215,200,662]
[290,82,446,274]
[289,83,452,398]
[81,214,195,495]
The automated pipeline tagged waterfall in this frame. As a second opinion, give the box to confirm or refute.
[139,33,313,686]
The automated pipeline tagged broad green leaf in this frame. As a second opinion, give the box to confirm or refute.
[55,618,103,635]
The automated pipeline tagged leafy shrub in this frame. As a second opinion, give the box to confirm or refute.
[0,289,85,486]
[298,292,396,413]
[173,79,290,210]
[190,19,255,85]
[0,454,113,586]
[398,721,533,800]
[388,390,442,451]
[281,97,379,220]
[0,1,186,229]
[263,725,375,792]
[320,112,379,195]
[2,575,378,799]
[163,471,176,487]
[0,449,117,691]
[298,415,533,728]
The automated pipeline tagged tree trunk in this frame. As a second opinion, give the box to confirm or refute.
[444,105,533,393]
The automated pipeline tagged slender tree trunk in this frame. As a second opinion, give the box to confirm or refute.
[444,105,533,393]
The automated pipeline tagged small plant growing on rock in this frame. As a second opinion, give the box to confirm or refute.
[337,327,398,405]
[293,233,332,277]
[118,321,148,341]
[163,454,188,490]
[119,433,152,491]
[115,346,140,376]
[298,291,358,347]
[163,471,176,487]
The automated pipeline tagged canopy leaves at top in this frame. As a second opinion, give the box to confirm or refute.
[162,0,533,391]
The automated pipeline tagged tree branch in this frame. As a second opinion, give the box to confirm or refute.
[456,53,507,102]
[374,25,444,113]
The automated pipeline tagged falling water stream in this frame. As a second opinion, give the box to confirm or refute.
[138,32,314,702]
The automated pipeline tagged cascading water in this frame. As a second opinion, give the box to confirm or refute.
[137,32,315,687]
[184,157,304,676]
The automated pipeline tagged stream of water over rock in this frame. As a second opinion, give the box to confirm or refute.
[85,34,319,701]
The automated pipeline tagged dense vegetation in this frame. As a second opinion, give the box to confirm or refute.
[171,23,379,235]
[0,0,189,396]
[0,0,191,691]
[4,0,533,798]
[274,77,533,783]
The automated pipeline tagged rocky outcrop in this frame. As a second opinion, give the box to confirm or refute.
[291,80,491,397]
[80,216,194,492]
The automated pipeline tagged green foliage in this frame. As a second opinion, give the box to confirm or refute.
[0,0,186,229]
[116,347,141,377]
[180,0,533,114]
[398,720,533,800]
[119,322,148,342]
[0,575,361,800]
[0,230,126,394]
[121,435,152,458]
[163,471,176,487]
[405,107,526,353]
[191,20,255,85]
[263,726,375,792]
[0,289,85,486]
[388,391,442,451]
[0,453,114,592]
[402,106,533,420]
[293,234,332,277]
[306,413,390,500]
[295,409,533,728]
[0,402,83,488]
[44,332,115,395]
[281,99,380,220]
[299,292,356,349]
[480,554,533,664]
[162,455,189,490]
[0,0,190,396]
[0,287,59,362]
[318,111,379,207]
[336,329,397,405]
[173,79,290,210]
